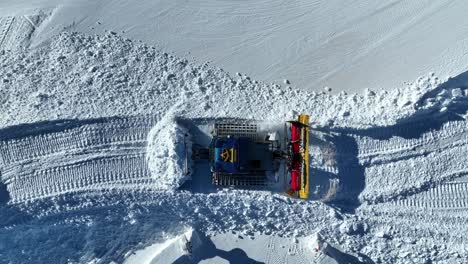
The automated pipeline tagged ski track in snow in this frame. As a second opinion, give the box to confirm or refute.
[0,12,48,51]
[0,27,468,263]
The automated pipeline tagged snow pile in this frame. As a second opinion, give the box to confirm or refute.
[146,114,192,190]
[7,1,466,93]
[0,31,463,130]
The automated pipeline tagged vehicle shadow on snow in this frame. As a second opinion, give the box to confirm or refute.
[0,116,137,141]
[315,70,468,213]
[0,181,10,205]
[310,132,364,214]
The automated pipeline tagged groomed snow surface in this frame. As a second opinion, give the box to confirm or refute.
[1,10,468,264]
[2,0,468,92]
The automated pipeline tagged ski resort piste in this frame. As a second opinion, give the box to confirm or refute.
[1,3,468,264]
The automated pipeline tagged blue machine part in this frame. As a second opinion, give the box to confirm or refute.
[212,137,250,173]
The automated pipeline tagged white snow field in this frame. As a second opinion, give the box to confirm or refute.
[0,2,468,264]
[1,0,468,92]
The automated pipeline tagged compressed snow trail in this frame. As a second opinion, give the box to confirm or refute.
[0,116,159,202]
[313,118,468,263]
[1,31,468,263]
[392,181,468,209]
[1,112,468,263]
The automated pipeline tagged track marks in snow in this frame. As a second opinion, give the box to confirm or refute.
[0,116,158,203]
[0,15,33,50]
[362,143,468,203]
[264,236,311,264]
[357,120,468,159]
[393,181,468,209]
[353,119,468,204]
[308,119,468,208]
[265,236,279,264]
[0,116,156,165]
[357,203,468,263]
[7,154,154,202]
[0,12,49,51]
[0,16,14,48]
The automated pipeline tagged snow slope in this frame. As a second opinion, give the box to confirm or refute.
[0,30,468,263]
[1,3,468,263]
[0,30,456,129]
[1,0,468,92]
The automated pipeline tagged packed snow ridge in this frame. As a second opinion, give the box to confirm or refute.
[0,31,468,264]
[0,31,462,129]
[146,112,192,190]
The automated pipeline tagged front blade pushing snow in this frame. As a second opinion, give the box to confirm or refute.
[287,114,310,199]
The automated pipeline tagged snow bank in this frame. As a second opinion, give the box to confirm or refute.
[1,31,463,130]
[4,1,467,93]
[146,114,192,190]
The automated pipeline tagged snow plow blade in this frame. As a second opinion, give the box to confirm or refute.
[287,114,310,199]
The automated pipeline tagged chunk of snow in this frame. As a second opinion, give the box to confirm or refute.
[451,88,463,98]
[146,114,192,190]
[365,88,376,97]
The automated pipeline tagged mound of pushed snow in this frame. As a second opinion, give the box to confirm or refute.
[1,31,464,130]
[146,115,192,190]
